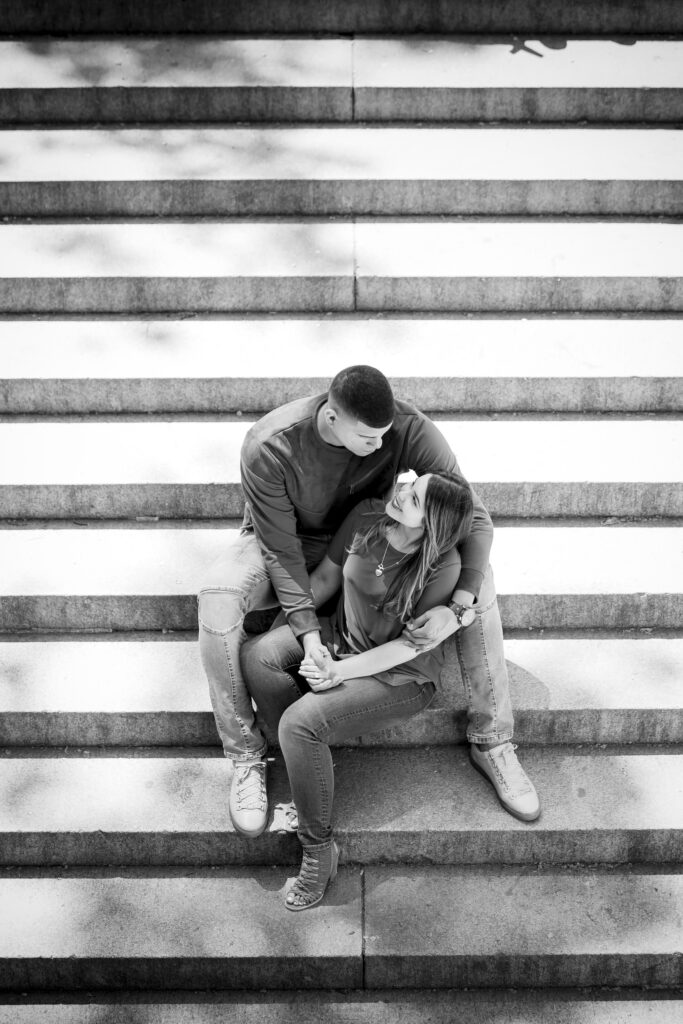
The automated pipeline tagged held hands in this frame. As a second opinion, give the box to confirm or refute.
[401,604,461,651]
[299,646,343,691]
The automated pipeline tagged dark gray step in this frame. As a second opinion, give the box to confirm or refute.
[3,128,682,216]
[1,2,682,34]
[2,223,682,314]
[1,992,680,1024]
[2,636,680,747]
[0,869,680,991]
[3,320,681,416]
[2,420,680,520]
[1,525,680,632]
[0,748,680,867]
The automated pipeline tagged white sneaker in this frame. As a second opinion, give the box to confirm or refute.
[470,742,540,822]
[229,758,268,837]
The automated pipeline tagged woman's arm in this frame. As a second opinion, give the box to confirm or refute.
[299,635,422,689]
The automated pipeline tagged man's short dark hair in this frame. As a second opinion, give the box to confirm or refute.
[328,365,395,428]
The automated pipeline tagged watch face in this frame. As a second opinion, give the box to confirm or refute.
[461,607,476,627]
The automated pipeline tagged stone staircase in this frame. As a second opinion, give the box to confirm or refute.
[0,2,682,1020]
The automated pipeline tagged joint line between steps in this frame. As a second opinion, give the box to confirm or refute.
[361,864,366,989]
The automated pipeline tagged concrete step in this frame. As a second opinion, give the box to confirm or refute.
[3,419,681,520]
[2,993,681,1024]
[3,319,682,416]
[1,222,682,314]
[2,636,682,747]
[0,868,679,991]
[1,37,680,125]
[3,128,682,216]
[2,6,683,37]
[0,525,680,632]
[0,747,680,867]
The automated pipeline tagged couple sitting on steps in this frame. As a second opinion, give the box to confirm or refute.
[198,365,540,912]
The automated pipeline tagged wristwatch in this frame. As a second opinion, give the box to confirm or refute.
[449,602,476,628]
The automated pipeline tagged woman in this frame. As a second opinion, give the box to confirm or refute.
[240,469,474,911]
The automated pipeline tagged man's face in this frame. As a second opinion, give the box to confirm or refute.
[328,408,392,457]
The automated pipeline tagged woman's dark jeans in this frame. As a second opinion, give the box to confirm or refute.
[241,623,436,848]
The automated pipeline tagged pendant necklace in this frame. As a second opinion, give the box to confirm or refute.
[375,534,410,577]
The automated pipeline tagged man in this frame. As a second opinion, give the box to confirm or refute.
[198,365,539,836]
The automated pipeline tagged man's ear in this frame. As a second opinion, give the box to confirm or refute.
[324,406,338,427]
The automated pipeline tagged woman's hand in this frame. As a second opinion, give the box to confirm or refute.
[299,646,343,691]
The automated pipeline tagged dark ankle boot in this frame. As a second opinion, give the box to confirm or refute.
[285,841,339,912]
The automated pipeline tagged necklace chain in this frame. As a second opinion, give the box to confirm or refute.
[375,533,410,577]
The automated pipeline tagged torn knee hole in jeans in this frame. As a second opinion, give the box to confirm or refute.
[198,590,245,635]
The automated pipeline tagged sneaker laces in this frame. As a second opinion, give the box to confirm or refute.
[235,760,267,810]
[488,742,533,797]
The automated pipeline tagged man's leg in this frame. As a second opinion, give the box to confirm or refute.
[455,564,540,821]
[198,531,278,836]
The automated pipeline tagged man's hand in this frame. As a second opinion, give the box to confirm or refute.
[299,647,342,691]
[402,605,460,651]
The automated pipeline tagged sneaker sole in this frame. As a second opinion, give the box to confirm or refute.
[469,752,541,823]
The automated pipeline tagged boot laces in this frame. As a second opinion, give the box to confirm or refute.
[235,760,266,810]
[489,742,533,796]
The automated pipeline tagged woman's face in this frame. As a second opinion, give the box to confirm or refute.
[386,473,431,531]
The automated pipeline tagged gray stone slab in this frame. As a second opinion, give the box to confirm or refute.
[1,636,681,748]
[2,319,680,416]
[2,127,681,216]
[0,749,680,867]
[0,526,680,632]
[0,871,363,991]
[0,992,680,1024]
[0,1,681,33]
[363,868,683,988]
[2,419,680,520]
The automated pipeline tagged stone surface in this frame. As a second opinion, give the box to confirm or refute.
[2,128,681,216]
[1,418,680,519]
[0,992,680,1024]
[363,868,683,988]
[0,3,681,34]
[0,871,363,990]
[0,748,680,866]
[0,526,680,631]
[1,636,681,747]
[2,319,681,415]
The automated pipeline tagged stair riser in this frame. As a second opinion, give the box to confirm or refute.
[2,278,682,314]
[0,957,359,993]
[4,182,682,217]
[4,378,682,415]
[2,1,682,34]
[2,595,681,632]
[364,955,682,991]
[2,708,682,748]
[3,482,679,521]
[2,829,679,868]
[0,953,677,993]
[3,89,681,125]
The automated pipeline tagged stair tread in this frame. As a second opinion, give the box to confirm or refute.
[1,527,680,596]
[0,870,679,990]
[1,749,680,841]
[3,222,681,278]
[0,994,679,1024]
[3,128,682,181]
[1,37,680,90]
[3,637,680,715]
[2,319,681,380]
[3,420,681,485]
[363,867,683,988]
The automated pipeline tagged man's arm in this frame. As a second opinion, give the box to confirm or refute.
[240,448,320,640]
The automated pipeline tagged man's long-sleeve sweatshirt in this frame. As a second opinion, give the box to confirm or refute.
[240,393,493,639]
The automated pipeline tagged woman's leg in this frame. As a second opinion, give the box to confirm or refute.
[240,624,309,735]
[278,676,435,848]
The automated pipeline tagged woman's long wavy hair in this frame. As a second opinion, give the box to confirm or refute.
[348,470,474,623]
